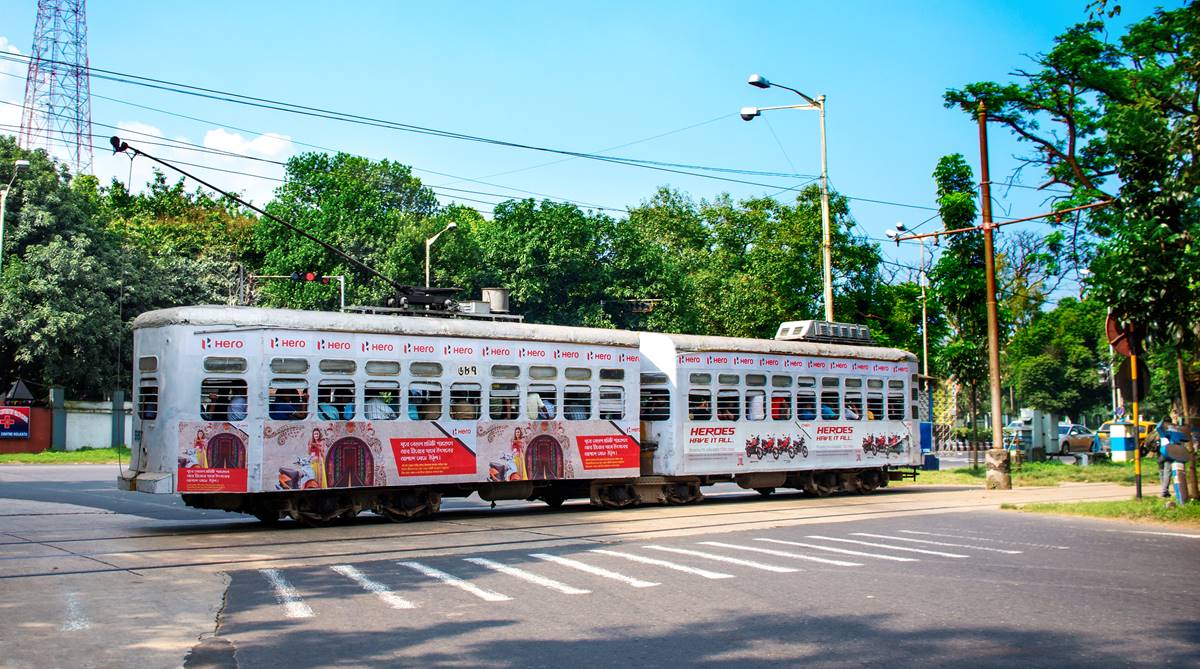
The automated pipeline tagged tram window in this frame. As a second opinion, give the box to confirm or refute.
[845,378,862,389]
[565,367,592,381]
[366,360,401,376]
[564,386,592,420]
[600,368,624,381]
[270,358,309,374]
[844,390,864,420]
[820,378,840,420]
[911,373,920,399]
[641,372,669,385]
[599,386,624,419]
[492,365,520,379]
[319,359,356,375]
[771,391,792,420]
[716,390,740,421]
[640,387,670,420]
[688,390,712,421]
[527,384,557,419]
[364,381,400,420]
[317,380,355,420]
[797,376,817,420]
[745,390,765,421]
[489,383,520,419]
[772,375,792,388]
[450,383,482,420]
[204,356,247,373]
[529,366,557,381]
[268,379,308,420]
[888,380,906,421]
[201,378,248,421]
[746,374,766,387]
[408,382,442,420]
[410,362,443,378]
[867,392,884,421]
[138,379,158,420]
[138,356,157,372]
[689,373,711,385]
[718,374,740,386]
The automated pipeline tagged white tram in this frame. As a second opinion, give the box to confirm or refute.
[119,306,919,525]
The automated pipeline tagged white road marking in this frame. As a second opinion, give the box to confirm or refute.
[806,535,969,558]
[61,592,90,631]
[260,569,314,618]
[755,538,918,562]
[465,557,591,595]
[900,530,1069,550]
[331,564,417,609]
[852,532,1023,554]
[699,541,862,567]
[399,561,512,602]
[530,553,660,588]
[590,549,735,579]
[1109,530,1200,539]
[644,545,799,573]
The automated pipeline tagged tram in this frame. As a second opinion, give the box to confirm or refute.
[119,305,920,525]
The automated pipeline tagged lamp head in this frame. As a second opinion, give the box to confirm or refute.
[894,221,907,232]
[740,106,761,122]
[747,73,771,89]
[13,159,29,171]
[885,229,898,240]
[447,222,458,231]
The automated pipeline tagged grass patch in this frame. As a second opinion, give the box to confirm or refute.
[0,446,131,464]
[898,459,1148,487]
[1003,497,1200,526]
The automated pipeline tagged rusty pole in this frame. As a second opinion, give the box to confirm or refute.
[1178,352,1198,498]
[977,102,1011,489]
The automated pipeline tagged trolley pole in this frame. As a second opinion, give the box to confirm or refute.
[977,102,1010,490]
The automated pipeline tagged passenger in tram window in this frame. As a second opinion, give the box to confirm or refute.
[334,387,355,419]
[365,392,398,420]
[318,387,340,421]
[201,389,226,421]
[269,389,303,421]
[819,393,839,420]
[688,395,711,421]
[844,399,862,420]
[716,392,739,421]
[228,392,248,421]
[294,389,310,419]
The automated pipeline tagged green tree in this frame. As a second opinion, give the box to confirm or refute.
[1007,297,1108,419]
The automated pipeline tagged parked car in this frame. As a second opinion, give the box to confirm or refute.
[1058,424,1097,453]
[1095,419,1157,452]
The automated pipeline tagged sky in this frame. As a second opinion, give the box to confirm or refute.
[0,0,1181,296]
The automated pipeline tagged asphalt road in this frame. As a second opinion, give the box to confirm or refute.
[1,465,1196,669]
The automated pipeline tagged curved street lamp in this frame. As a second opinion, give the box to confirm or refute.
[0,159,30,275]
[741,73,834,322]
[424,221,458,287]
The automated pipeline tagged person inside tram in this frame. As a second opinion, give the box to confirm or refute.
[798,396,817,421]
[844,398,862,420]
[365,391,398,420]
[334,386,355,419]
[688,395,711,421]
[201,388,227,421]
[269,388,303,420]
[716,401,737,421]
[318,387,340,421]
[227,390,248,421]
[820,396,839,420]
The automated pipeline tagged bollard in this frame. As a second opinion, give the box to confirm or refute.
[985,448,1011,490]
[1172,462,1190,505]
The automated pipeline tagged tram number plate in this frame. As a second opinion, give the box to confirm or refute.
[457,365,478,376]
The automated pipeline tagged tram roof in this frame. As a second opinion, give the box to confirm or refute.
[134,306,642,348]
[650,332,916,363]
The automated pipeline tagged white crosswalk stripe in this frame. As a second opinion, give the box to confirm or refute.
[699,541,862,567]
[852,532,1023,554]
[261,569,314,618]
[61,591,90,631]
[806,535,969,558]
[754,538,918,562]
[331,564,417,609]
[465,557,591,595]
[530,553,659,588]
[899,530,1069,550]
[590,549,735,579]
[644,545,799,573]
[399,561,512,602]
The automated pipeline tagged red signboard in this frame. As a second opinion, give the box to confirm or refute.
[391,437,476,477]
[576,434,639,470]
[0,406,31,439]
[177,467,248,493]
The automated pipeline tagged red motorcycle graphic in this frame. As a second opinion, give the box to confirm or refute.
[745,434,808,460]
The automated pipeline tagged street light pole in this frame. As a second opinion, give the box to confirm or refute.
[0,159,31,275]
[743,74,834,321]
[977,101,1010,490]
[424,222,457,288]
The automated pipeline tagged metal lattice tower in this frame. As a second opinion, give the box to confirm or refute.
[19,0,93,176]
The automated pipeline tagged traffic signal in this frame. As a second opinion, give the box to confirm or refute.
[290,271,330,285]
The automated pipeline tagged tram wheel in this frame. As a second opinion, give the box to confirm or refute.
[252,508,283,525]
[755,487,776,496]
[291,510,336,528]
[541,493,566,508]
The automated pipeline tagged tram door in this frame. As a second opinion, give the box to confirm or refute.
[206,434,246,468]
[326,437,375,488]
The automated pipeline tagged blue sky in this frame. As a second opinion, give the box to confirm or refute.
[0,0,1179,290]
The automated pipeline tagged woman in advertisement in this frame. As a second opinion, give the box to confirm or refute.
[308,428,329,489]
[510,427,528,481]
[192,429,209,468]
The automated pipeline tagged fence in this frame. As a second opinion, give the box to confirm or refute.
[0,392,130,454]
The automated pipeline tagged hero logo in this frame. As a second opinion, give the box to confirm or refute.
[201,337,243,350]
[690,427,736,436]
[361,341,395,353]
[817,426,854,435]
[807,360,827,369]
[706,355,729,365]
[761,358,780,367]
[403,343,435,354]
[587,352,612,361]
[443,344,475,356]
[832,361,849,370]
[853,362,871,371]
[483,346,512,357]
[270,337,306,349]
[734,356,755,366]
[317,340,351,351]
[874,364,890,372]
[784,359,804,368]
[519,348,546,359]
[678,354,702,365]
[553,350,580,360]
[619,353,639,363]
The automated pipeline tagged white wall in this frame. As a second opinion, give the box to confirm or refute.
[63,401,132,451]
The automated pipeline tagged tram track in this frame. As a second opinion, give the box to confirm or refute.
[0,485,1131,579]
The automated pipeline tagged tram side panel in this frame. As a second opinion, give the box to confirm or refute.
[166,326,643,497]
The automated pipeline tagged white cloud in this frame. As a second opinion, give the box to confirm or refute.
[203,128,293,159]
[0,37,27,135]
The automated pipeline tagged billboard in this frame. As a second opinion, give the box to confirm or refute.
[0,406,31,439]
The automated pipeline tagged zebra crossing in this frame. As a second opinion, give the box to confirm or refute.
[251,528,1050,620]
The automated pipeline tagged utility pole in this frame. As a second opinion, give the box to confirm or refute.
[976,102,1010,489]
